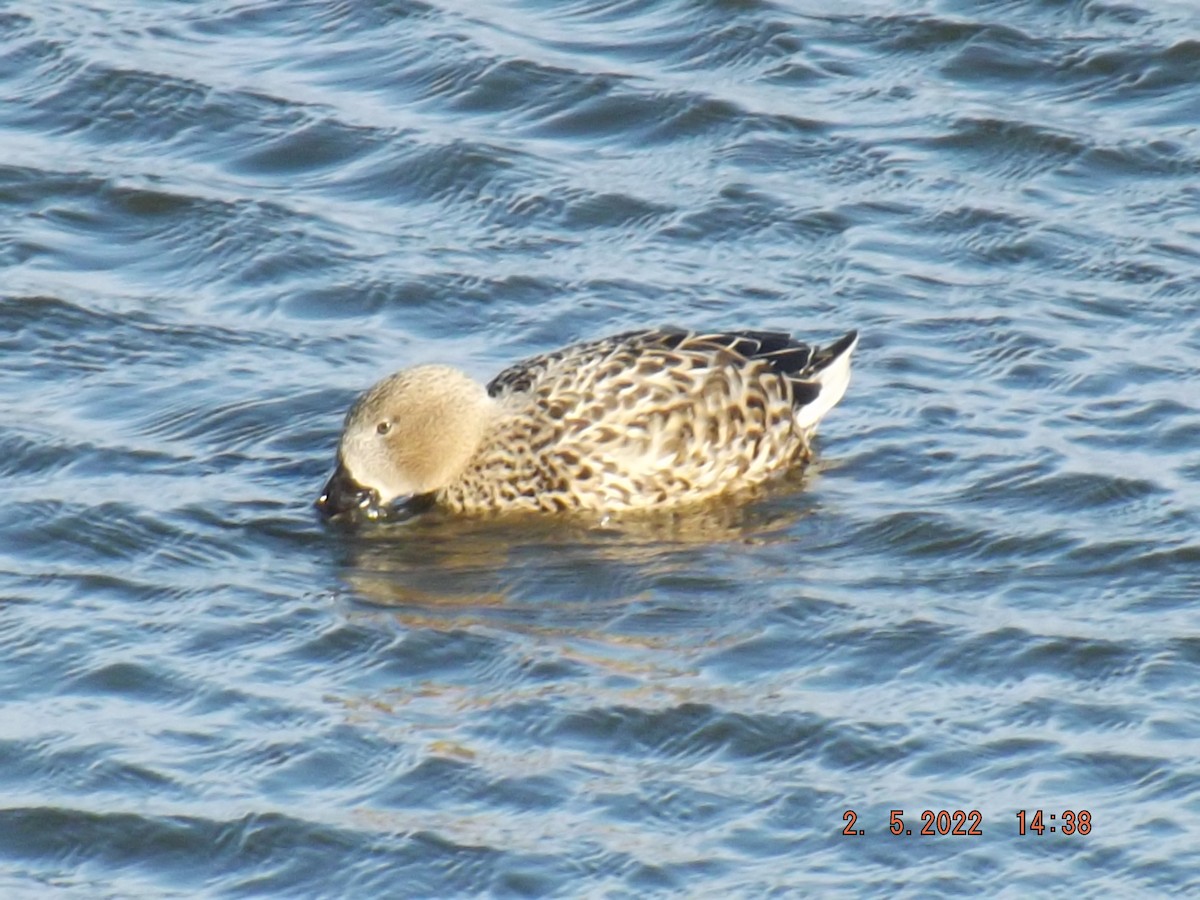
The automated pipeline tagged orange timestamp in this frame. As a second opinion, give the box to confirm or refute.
[1016,809,1092,835]
[841,808,1093,836]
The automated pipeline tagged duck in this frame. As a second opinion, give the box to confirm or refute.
[316,327,858,521]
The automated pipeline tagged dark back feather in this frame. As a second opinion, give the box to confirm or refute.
[488,327,857,412]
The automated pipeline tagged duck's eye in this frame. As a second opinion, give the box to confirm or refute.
[376,421,391,435]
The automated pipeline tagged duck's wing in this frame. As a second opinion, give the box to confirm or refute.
[674,329,857,410]
[485,329,681,399]
[488,328,857,408]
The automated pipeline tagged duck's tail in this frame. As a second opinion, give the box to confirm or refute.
[792,330,858,432]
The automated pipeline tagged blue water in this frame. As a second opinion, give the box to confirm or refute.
[2,0,1199,895]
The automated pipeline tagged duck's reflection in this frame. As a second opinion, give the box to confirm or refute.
[327,468,819,619]
[320,469,840,736]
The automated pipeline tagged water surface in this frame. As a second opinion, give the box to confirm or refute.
[2,0,1199,895]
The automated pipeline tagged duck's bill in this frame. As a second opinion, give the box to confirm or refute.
[316,464,381,520]
[315,465,432,524]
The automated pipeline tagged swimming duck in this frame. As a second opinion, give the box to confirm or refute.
[316,327,858,521]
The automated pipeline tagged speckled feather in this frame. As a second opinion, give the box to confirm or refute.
[431,327,859,513]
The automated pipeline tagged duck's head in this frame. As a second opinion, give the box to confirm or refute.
[316,365,493,522]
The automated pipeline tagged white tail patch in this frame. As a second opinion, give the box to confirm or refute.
[793,332,858,433]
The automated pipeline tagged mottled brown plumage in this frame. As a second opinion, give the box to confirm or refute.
[316,327,858,520]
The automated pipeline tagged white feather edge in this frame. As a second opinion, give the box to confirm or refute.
[793,332,859,432]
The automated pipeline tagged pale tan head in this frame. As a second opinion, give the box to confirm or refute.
[317,365,494,518]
